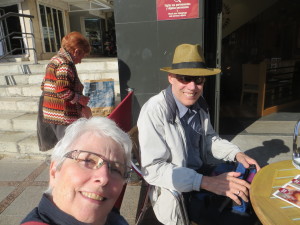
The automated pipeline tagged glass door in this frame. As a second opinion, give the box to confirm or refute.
[84,18,105,56]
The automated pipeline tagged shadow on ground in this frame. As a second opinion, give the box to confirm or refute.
[245,139,290,167]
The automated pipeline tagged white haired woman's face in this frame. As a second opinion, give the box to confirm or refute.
[49,131,126,224]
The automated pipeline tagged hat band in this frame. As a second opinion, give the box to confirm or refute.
[171,62,207,69]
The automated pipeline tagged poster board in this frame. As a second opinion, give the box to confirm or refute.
[157,0,199,21]
[84,78,115,117]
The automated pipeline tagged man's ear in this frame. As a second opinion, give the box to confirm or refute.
[168,73,175,84]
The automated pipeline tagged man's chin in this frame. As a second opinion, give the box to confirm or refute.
[182,99,198,107]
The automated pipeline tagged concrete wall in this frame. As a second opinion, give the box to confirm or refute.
[114,0,206,124]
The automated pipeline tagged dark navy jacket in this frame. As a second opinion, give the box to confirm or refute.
[20,194,128,225]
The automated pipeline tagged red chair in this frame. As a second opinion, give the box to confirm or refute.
[108,88,134,210]
[108,88,133,132]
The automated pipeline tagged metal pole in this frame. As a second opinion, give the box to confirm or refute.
[29,18,37,64]
[4,18,11,54]
[21,15,27,55]
[214,10,223,133]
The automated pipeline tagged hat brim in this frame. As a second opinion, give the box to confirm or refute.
[160,67,221,76]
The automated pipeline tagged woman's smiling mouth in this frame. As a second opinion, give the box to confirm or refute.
[81,191,106,201]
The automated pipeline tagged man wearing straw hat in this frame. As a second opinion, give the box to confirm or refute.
[137,44,260,225]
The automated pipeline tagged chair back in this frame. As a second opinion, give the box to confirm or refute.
[108,89,133,132]
[128,126,140,165]
[242,63,260,87]
[108,89,134,210]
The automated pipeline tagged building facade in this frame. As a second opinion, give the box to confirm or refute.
[0,0,113,62]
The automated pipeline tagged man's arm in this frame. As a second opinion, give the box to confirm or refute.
[204,118,241,161]
[202,114,260,204]
[201,153,260,205]
[203,123,260,205]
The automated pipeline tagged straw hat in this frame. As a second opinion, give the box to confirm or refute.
[160,44,221,76]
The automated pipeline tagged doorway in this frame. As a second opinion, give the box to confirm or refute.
[0,4,23,56]
[219,0,300,135]
[84,18,105,56]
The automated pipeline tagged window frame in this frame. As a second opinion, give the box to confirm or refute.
[37,2,66,53]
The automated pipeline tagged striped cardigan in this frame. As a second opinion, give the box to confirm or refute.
[41,48,84,125]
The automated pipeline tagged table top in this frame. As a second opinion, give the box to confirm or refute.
[250,160,300,225]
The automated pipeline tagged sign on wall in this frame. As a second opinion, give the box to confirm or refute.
[157,0,199,21]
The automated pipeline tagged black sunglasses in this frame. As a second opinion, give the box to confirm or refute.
[175,75,206,85]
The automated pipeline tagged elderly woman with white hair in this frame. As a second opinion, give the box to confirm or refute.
[21,117,132,225]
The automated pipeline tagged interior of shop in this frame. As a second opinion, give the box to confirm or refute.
[219,0,300,134]
[83,16,116,57]
[0,5,23,56]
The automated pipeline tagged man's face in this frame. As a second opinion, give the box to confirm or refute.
[168,73,205,107]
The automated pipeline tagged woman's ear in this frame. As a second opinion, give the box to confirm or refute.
[49,161,58,186]
[74,48,81,57]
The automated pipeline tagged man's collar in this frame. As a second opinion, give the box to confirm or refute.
[164,85,209,124]
[173,94,188,118]
[172,92,201,119]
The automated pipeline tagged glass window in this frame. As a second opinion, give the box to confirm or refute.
[39,5,50,52]
[58,11,65,40]
[53,9,60,51]
[39,4,65,53]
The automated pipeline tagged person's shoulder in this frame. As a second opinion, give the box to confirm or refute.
[20,207,49,225]
[139,90,169,120]
[105,211,129,225]
[138,91,169,125]
[142,90,166,110]
[21,222,49,225]
[49,54,71,67]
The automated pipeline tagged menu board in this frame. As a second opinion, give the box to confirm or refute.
[157,0,199,21]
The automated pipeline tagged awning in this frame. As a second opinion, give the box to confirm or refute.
[0,0,24,7]
[62,0,112,12]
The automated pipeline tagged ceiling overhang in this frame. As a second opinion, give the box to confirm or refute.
[62,0,113,12]
[0,0,24,7]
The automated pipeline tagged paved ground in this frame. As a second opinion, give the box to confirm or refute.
[0,111,299,225]
[0,156,159,225]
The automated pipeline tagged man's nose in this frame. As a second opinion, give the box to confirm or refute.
[186,80,197,89]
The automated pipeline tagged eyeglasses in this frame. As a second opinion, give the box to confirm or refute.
[175,75,205,85]
[64,150,130,180]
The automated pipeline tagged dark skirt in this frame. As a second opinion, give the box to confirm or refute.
[37,95,67,151]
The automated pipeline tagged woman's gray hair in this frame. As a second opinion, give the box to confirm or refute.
[51,116,132,169]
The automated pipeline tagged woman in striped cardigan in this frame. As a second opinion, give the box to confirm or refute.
[37,31,91,151]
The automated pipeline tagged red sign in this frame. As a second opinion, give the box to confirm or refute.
[157,0,199,21]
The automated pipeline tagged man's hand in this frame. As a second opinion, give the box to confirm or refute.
[235,152,261,171]
[201,172,251,205]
